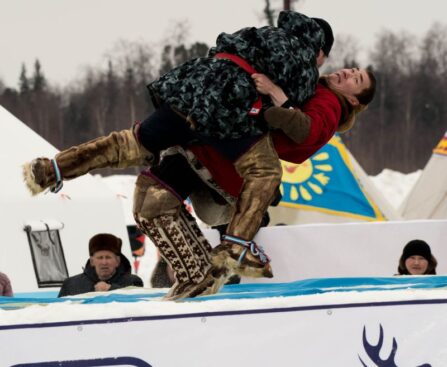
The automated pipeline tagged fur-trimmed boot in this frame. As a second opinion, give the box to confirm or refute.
[23,126,153,195]
[211,134,282,279]
[136,213,218,300]
[133,174,229,300]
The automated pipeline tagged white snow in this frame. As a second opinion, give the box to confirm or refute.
[370,169,421,210]
[0,285,444,326]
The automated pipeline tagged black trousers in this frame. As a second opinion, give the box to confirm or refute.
[139,104,261,162]
[138,104,197,154]
[150,154,205,200]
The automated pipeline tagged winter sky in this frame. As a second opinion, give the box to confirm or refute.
[1,0,446,88]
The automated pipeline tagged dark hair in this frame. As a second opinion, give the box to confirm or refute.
[355,68,376,106]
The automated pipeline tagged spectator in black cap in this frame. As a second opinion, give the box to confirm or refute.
[397,239,437,275]
[58,233,143,297]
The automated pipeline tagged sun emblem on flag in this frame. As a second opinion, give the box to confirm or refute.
[280,152,332,202]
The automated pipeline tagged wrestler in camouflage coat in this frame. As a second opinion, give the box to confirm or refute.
[149,10,324,139]
[143,11,326,296]
[23,11,327,299]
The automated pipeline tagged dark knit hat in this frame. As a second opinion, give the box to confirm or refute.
[89,233,122,256]
[312,18,334,56]
[402,240,431,261]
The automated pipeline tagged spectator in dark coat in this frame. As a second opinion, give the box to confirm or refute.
[0,271,13,297]
[58,233,143,297]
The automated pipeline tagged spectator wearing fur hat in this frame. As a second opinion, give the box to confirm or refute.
[58,233,143,297]
[397,239,437,275]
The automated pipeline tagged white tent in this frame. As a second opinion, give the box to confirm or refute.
[0,106,130,292]
[269,135,400,225]
[100,175,138,226]
[400,131,447,219]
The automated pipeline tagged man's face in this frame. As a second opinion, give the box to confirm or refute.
[90,250,120,281]
[326,68,371,105]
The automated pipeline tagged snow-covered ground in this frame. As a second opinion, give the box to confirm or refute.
[1,276,446,325]
[370,169,421,210]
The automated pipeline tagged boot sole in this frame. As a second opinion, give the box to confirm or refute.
[164,270,222,301]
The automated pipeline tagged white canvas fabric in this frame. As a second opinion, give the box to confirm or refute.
[400,131,447,219]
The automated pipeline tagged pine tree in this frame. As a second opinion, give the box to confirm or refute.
[264,0,275,26]
[19,63,30,95]
[32,59,47,92]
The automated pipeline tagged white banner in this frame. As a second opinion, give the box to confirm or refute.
[242,219,447,283]
[1,298,445,366]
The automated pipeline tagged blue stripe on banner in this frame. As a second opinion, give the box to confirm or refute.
[3,276,447,308]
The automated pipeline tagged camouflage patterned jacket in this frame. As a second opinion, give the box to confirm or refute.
[148,11,324,140]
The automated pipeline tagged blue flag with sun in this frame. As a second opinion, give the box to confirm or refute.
[279,134,385,221]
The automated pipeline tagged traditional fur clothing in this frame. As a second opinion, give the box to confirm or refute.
[23,76,349,300]
[23,11,336,299]
[88,233,122,256]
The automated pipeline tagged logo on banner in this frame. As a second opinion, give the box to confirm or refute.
[279,134,385,221]
[358,325,431,366]
[12,356,152,367]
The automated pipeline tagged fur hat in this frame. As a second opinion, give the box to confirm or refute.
[312,18,334,56]
[402,240,431,261]
[89,233,122,256]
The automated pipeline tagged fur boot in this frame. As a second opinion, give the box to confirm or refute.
[211,237,273,279]
[23,127,153,195]
[133,174,227,300]
[176,208,234,297]
[211,134,281,279]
